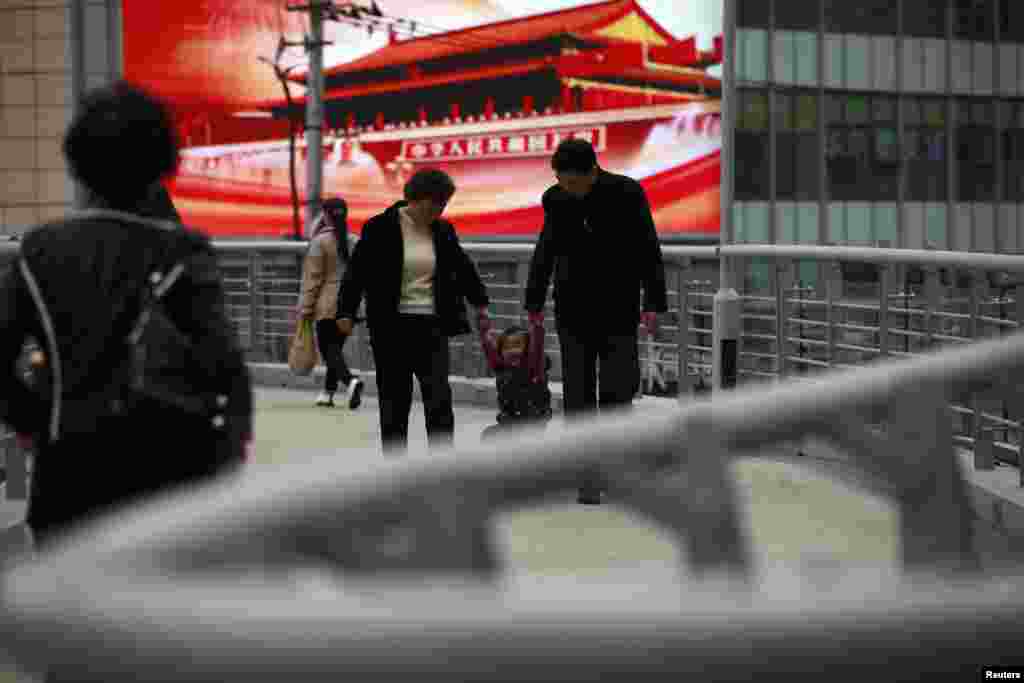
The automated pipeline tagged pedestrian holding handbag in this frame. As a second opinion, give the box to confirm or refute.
[288,317,318,377]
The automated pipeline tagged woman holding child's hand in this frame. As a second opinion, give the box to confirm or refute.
[335,168,490,454]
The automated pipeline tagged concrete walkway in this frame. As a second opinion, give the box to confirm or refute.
[247,386,904,579]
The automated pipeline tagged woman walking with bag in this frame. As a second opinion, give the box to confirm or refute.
[298,197,364,409]
[336,169,491,454]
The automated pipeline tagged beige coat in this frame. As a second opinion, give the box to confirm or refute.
[299,230,359,321]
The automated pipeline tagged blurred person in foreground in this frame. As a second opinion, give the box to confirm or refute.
[0,81,253,549]
[336,168,491,454]
[524,138,667,505]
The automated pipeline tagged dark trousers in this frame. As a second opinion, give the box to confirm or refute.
[557,325,639,495]
[315,319,354,393]
[370,314,454,454]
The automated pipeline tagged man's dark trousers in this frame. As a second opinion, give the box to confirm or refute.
[556,325,639,498]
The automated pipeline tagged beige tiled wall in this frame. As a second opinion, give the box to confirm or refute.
[0,0,72,236]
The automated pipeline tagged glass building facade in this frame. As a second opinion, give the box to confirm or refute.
[733,0,1024,253]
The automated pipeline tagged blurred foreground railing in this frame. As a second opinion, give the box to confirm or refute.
[2,326,1024,679]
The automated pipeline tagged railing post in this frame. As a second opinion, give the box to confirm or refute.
[974,426,995,470]
[923,266,940,350]
[712,256,742,392]
[1015,281,1024,331]
[775,259,791,380]
[676,259,692,401]
[877,264,890,358]
[463,320,476,379]
[826,259,839,367]
[516,259,530,328]
[248,252,262,360]
[735,255,747,383]
[968,269,981,341]
[967,270,982,444]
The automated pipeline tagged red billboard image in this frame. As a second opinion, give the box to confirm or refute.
[122,0,722,239]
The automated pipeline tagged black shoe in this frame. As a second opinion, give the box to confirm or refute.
[577,488,602,505]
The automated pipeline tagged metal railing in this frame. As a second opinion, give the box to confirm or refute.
[213,240,1024,475]
[2,325,1023,679]
[3,238,1024,505]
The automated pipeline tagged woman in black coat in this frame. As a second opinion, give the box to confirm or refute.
[336,169,490,453]
[0,82,252,548]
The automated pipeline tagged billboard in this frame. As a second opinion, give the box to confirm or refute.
[122,0,722,239]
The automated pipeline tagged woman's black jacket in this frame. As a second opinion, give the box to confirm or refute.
[0,211,253,448]
[337,202,489,336]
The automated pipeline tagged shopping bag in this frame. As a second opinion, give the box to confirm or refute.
[288,318,318,376]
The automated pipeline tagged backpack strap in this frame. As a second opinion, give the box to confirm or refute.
[18,211,193,442]
[18,256,63,443]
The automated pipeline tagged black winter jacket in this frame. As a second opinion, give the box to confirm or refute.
[524,169,668,333]
[338,202,489,336]
[0,210,253,446]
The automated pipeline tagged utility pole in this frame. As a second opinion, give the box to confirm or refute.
[280,1,400,238]
[305,4,326,237]
[712,0,740,393]
[285,2,331,239]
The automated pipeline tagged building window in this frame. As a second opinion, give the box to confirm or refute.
[776,0,820,31]
[738,0,770,28]
[955,0,994,40]
[956,98,995,201]
[826,93,900,200]
[775,91,820,200]
[903,97,948,201]
[736,89,770,201]
[902,0,948,38]
[824,0,899,35]
[1003,101,1024,201]
[1001,0,1024,42]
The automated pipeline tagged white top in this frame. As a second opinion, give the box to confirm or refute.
[398,207,436,315]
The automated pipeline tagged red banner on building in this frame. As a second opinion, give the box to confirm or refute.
[123,0,722,240]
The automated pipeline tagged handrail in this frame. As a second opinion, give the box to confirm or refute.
[721,243,1024,271]
[206,240,1024,272]
[8,234,1024,271]
[3,330,1022,678]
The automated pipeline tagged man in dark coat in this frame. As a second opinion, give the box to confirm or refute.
[524,138,668,504]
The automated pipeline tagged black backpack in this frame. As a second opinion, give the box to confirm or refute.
[123,260,224,419]
[20,213,227,443]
